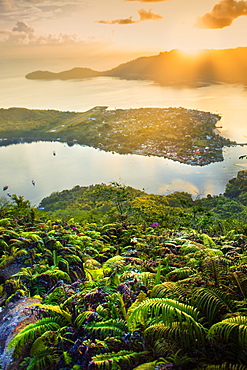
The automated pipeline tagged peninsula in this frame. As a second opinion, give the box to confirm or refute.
[26,47,247,87]
[0,106,234,166]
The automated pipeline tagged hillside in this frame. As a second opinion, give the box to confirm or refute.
[1,174,247,369]
[38,172,247,225]
[26,47,247,86]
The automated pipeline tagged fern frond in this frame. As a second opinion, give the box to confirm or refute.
[92,350,149,369]
[0,239,9,252]
[231,271,247,299]
[180,243,204,255]
[83,258,102,269]
[151,282,188,302]
[207,316,247,346]
[103,255,126,270]
[74,310,92,327]
[202,256,229,287]
[96,304,110,319]
[64,254,82,264]
[132,361,159,370]
[26,352,55,370]
[204,364,247,369]
[144,323,168,341]
[29,303,72,323]
[44,269,71,282]
[30,330,58,357]
[152,282,179,298]
[192,287,236,325]
[8,317,62,356]
[127,298,206,344]
[166,267,194,281]
[201,234,216,248]
[87,318,127,338]
[138,272,156,289]
[127,291,148,318]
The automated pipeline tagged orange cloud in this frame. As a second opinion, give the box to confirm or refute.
[138,8,163,20]
[195,0,247,29]
[97,17,135,25]
[96,8,163,25]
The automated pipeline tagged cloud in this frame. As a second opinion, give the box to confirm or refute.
[97,16,135,25]
[0,0,87,22]
[195,0,247,29]
[96,8,163,25]
[138,8,163,20]
[0,0,13,11]
[0,21,79,45]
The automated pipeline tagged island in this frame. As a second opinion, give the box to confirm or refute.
[0,106,234,166]
[25,47,247,87]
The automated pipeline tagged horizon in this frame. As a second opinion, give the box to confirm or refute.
[1,1,247,75]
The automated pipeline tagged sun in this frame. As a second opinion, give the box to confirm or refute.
[178,46,203,56]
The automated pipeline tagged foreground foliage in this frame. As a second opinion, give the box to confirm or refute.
[1,176,247,369]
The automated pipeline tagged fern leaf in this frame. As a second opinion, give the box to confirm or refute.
[92,350,149,369]
[26,352,55,370]
[204,364,247,369]
[74,310,92,327]
[166,267,194,282]
[201,233,216,248]
[152,282,179,298]
[133,361,158,370]
[30,331,58,357]
[144,323,168,341]
[207,316,247,345]
[127,291,148,318]
[192,287,235,325]
[127,298,206,344]
[231,271,247,299]
[29,303,72,323]
[8,317,61,356]
[86,318,127,338]
[138,272,156,289]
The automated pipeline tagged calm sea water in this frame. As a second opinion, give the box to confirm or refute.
[1,74,247,205]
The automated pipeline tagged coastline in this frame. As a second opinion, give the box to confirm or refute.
[0,106,236,167]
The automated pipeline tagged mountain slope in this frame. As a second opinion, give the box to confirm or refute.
[25,47,247,86]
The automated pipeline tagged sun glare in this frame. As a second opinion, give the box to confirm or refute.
[178,47,203,56]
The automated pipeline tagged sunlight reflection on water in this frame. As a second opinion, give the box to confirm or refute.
[0,141,247,206]
[1,76,247,204]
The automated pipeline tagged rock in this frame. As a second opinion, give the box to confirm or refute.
[0,297,40,370]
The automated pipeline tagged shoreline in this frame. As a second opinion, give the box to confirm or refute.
[0,106,237,166]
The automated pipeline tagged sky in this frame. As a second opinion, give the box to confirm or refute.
[1,0,247,73]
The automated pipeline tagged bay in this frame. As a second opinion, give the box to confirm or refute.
[1,74,247,205]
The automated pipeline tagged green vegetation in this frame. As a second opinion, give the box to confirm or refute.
[1,172,247,369]
[0,106,234,166]
[0,107,78,140]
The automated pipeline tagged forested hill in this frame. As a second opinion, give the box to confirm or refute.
[39,170,247,226]
[26,47,247,86]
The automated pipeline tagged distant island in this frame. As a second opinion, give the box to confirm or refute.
[26,47,247,87]
[0,106,234,166]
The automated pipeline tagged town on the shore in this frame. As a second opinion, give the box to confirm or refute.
[88,107,234,166]
[0,106,235,166]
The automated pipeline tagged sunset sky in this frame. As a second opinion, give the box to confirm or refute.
[1,0,247,72]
